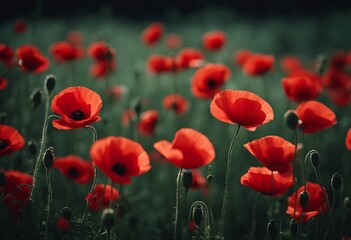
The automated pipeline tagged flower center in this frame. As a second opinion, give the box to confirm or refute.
[112,163,126,175]
[70,110,85,120]
[0,139,8,150]
[68,168,79,178]
[206,79,217,88]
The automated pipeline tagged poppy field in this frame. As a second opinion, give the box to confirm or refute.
[1,8,351,240]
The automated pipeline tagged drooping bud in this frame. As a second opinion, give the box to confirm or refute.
[0,170,5,187]
[267,219,279,240]
[0,112,7,124]
[315,54,328,76]
[309,151,320,170]
[284,110,299,130]
[131,98,142,118]
[43,146,54,169]
[101,208,115,230]
[289,219,298,238]
[30,88,42,109]
[207,174,213,184]
[193,205,203,226]
[331,172,342,192]
[44,74,56,95]
[344,197,351,209]
[62,207,72,220]
[299,191,310,209]
[28,140,37,156]
[182,170,193,191]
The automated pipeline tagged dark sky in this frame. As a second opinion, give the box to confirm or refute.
[2,0,351,20]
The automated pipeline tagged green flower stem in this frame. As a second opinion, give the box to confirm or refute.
[218,124,241,238]
[251,192,262,240]
[45,168,52,240]
[174,168,183,240]
[30,114,59,202]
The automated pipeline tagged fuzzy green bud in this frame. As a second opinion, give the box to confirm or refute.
[44,74,56,95]
[309,151,320,170]
[267,219,279,240]
[284,110,299,130]
[289,219,298,238]
[30,88,42,109]
[102,208,115,230]
[43,146,54,169]
[182,170,193,191]
[62,207,72,220]
[299,191,310,209]
[331,172,342,192]
[193,205,203,226]
[344,197,351,209]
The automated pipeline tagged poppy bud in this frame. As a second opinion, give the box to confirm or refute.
[309,151,320,170]
[62,207,72,220]
[131,98,142,118]
[44,74,56,95]
[315,54,328,76]
[289,219,298,238]
[43,146,54,169]
[344,197,351,209]
[182,170,193,191]
[0,170,5,187]
[0,112,6,124]
[193,205,203,226]
[30,88,42,109]
[101,208,115,230]
[284,110,299,130]
[299,191,310,209]
[28,140,37,156]
[331,172,342,192]
[267,219,279,240]
[207,174,213,184]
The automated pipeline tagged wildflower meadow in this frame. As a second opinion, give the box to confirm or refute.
[0,5,351,240]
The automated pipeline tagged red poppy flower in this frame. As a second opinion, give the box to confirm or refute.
[280,55,303,73]
[57,216,70,231]
[329,51,350,71]
[322,69,350,91]
[147,54,174,74]
[328,89,351,107]
[3,170,33,218]
[210,90,274,131]
[90,136,151,184]
[244,136,295,173]
[0,44,14,66]
[87,42,116,61]
[240,167,293,196]
[53,155,94,184]
[90,60,117,78]
[121,109,136,127]
[282,76,322,102]
[287,182,328,222]
[141,22,164,47]
[191,63,230,99]
[0,124,25,157]
[138,109,159,136]
[232,49,252,67]
[153,128,215,169]
[202,30,226,51]
[295,100,337,134]
[346,128,351,151]
[176,48,204,69]
[0,76,8,90]
[49,41,84,62]
[85,184,119,211]
[16,45,49,73]
[242,54,275,76]
[162,94,189,115]
[67,31,84,46]
[51,86,102,130]
[13,19,27,33]
[165,33,182,49]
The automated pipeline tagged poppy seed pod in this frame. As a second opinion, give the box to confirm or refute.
[289,219,298,238]
[43,146,54,169]
[0,170,5,187]
[284,110,299,130]
[182,170,193,191]
[28,140,37,156]
[62,207,72,220]
[0,112,6,124]
[309,151,320,170]
[331,172,342,192]
[267,219,279,240]
[101,208,115,230]
[193,205,203,226]
[30,88,42,109]
[299,191,310,209]
[344,197,350,209]
[44,74,56,95]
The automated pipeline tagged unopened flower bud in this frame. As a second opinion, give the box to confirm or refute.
[284,111,299,130]
[62,207,72,220]
[309,151,320,170]
[299,191,310,209]
[44,74,56,95]
[131,98,142,118]
[43,146,54,169]
[207,174,213,183]
[331,172,342,192]
[182,170,193,191]
[267,219,279,240]
[0,112,7,124]
[30,88,42,109]
[315,54,328,76]
[0,170,5,187]
[102,208,115,230]
[193,205,203,226]
[344,197,351,209]
[289,219,298,238]
[28,140,37,156]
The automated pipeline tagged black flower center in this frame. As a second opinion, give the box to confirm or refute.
[70,110,85,120]
[68,168,79,178]
[112,163,126,175]
[0,139,8,150]
[206,79,217,88]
